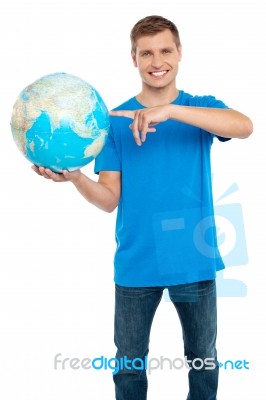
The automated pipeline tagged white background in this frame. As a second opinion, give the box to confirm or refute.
[0,0,265,398]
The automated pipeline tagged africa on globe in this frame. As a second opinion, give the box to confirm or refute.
[10,72,110,172]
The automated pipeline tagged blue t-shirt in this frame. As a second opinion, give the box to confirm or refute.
[94,90,230,287]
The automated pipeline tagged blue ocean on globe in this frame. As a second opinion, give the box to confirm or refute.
[11,72,110,172]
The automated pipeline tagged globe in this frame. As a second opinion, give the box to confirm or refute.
[10,72,110,172]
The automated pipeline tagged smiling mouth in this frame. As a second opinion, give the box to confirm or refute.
[149,70,168,77]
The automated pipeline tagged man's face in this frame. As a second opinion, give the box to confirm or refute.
[131,29,182,91]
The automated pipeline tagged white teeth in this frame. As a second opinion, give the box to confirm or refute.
[151,71,167,76]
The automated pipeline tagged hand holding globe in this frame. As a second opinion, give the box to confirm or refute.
[31,164,82,183]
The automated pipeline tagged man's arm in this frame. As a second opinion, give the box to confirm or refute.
[110,105,253,145]
[32,166,121,213]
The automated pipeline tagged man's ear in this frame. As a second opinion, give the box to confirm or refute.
[177,45,182,61]
[131,51,138,67]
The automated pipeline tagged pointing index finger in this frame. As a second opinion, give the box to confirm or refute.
[109,110,136,119]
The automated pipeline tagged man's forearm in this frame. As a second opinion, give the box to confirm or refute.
[72,173,119,213]
[169,105,253,139]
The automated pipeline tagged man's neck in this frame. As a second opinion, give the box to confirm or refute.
[136,86,179,107]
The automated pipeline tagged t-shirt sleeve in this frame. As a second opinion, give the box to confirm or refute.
[94,125,121,174]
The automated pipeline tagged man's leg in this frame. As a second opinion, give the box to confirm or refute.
[168,280,218,400]
[113,284,163,400]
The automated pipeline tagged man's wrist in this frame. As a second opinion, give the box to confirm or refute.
[168,104,178,120]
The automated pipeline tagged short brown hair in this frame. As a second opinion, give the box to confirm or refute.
[130,15,181,52]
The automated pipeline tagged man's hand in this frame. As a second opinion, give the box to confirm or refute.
[31,165,82,184]
[110,104,172,146]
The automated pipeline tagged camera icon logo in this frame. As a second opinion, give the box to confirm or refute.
[153,181,249,298]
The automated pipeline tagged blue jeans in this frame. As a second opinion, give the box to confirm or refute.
[113,280,218,400]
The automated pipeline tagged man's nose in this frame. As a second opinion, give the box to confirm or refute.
[151,53,164,68]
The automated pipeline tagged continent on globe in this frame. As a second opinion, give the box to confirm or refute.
[10,72,110,172]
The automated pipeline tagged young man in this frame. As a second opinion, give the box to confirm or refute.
[33,15,253,400]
